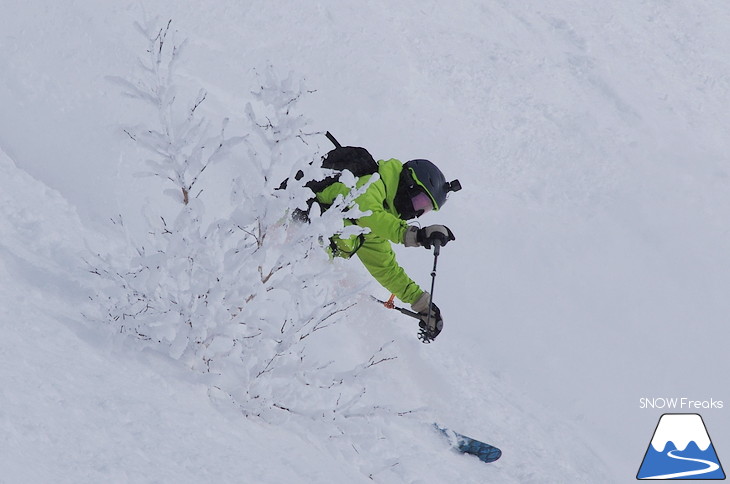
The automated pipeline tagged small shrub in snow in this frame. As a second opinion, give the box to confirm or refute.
[87,19,394,421]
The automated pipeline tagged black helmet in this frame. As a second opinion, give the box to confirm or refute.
[394,159,461,219]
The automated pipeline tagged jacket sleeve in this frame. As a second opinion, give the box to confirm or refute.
[352,173,424,303]
[356,236,424,304]
[353,176,408,244]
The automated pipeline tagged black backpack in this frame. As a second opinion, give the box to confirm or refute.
[279,133,379,222]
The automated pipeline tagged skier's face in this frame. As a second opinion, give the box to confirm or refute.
[411,191,433,217]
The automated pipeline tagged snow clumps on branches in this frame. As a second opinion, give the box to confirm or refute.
[87,19,394,421]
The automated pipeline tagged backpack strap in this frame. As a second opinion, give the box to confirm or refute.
[328,233,366,258]
[325,131,342,149]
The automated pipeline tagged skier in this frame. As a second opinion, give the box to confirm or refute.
[297,143,461,341]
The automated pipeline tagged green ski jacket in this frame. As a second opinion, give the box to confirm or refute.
[315,158,424,304]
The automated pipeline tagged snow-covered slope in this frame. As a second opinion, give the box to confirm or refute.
[0,141,610,482]
[0,147,400,483]
[2,1,730,482]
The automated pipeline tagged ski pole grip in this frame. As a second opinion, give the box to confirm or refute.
[325,131,342,149]
[433,237,442,255]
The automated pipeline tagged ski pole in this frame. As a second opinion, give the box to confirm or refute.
[425,238,442,335]
[371,295,421,320]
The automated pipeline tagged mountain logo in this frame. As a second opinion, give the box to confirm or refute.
[637,413,725,480]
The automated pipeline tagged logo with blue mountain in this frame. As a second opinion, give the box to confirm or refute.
[637,413,725,480]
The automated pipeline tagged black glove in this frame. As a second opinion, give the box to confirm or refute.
[417,304,443,343]
[417,225,455,249]
[411,292,443,343]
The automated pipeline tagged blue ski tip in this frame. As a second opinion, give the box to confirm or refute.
[434,424,502,464]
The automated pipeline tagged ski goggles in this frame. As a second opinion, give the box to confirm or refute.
[411,191,434,215]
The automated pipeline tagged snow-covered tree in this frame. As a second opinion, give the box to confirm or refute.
[87,19,395,421]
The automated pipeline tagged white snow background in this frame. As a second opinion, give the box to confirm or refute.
[2,1,730,483]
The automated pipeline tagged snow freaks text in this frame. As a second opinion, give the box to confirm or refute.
[640,398,724,410]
